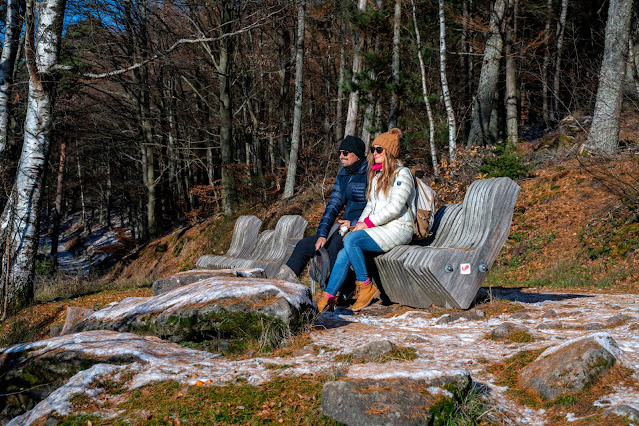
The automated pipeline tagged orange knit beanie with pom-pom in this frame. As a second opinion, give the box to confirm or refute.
[372,128,402,158]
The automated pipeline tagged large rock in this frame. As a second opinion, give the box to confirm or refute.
[321,370,470,425]
[152,268,265,295]
[0,331,226,424]
[489,321,529,339]
[64,277,315,343]
[0,331,146,423]
[519,332,621,400]
[352,340,396,362]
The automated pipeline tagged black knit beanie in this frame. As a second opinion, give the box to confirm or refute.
[339,135,366,159]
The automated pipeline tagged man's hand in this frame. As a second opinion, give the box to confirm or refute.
[337,219,350,227]
[315,237,327,250]
[353,222,368,232]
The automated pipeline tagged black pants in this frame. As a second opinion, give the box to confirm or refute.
[286,233,344,276]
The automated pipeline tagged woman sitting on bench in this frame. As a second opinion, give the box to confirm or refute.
[317,128,416,312]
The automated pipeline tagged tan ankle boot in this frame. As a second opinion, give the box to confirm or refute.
[353,280,365,299]
[316,293,335,313]
[351,282,380,311]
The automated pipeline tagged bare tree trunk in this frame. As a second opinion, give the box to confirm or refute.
[49,139,66,269]
[553,0,568,120]
[335,13,346,143]
[278,25,292,166]
[467,0,509,146]
[388,0,401,130]
[362,4,382,148]
[0,0,24,159]
[410,0,438,176]
[104,151,112,229]
[505,0,519,144]
[139,111,157,238]
[283,2,305,198]
[218,1,235,216]
[585,0,633,153]
[541,0,553,123]
[344,0,367,137]
[461,0,472,140]
[439,0,457,159]
[0,0,66,318]
[77,148,89,235]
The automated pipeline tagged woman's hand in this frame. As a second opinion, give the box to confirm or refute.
[353,222,368,232]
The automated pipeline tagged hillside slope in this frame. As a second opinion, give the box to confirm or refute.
[111,115,639,294]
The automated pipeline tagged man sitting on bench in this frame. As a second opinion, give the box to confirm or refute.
[276,136,369,284]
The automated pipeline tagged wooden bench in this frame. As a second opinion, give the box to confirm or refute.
[196,214,308,278]
[374,177,520,309]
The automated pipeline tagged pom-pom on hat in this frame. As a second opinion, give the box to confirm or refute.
[372,128,402,158]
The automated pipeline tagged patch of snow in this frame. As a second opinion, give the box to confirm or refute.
[347,360,469,382]
[427,386,453,397]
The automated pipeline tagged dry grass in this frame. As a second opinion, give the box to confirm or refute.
[63,376,339,425]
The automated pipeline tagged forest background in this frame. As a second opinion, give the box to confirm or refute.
[0,0,637,319]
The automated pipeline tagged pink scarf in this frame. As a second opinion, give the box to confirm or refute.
[371,163,383,171]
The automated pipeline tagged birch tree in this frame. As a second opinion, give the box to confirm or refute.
[505,0,518,144]
[283,2,305,198]
[0,0,67,318]
[438,0,456,158]
[552,0,569,120]
[467,0,509,146]
[388,0,401,130]
[344,0,367,138]
[461,0,473,139]
[541,0,553,123]
[410,0,437,175]
[585,0,633,153]
[0,0,24,159]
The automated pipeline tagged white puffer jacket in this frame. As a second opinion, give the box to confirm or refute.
[359,165,415,251]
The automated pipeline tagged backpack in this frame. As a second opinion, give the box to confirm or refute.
[309,223,340,291]
[408,176,436,240]
[310,246,330,291]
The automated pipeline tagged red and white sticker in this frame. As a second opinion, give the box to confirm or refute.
[460,263,471,274]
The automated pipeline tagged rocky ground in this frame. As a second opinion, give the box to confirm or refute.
[3,277,639,425]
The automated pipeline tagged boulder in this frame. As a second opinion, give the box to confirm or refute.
[351,340,396,362]
[0,331,148,423]
[489,322,529,339]
[152,268,265,295]
[602,404,639,423]
[64,276,315,343]
[606,314,632,327]
[321,370,470,425]
[0,331,223,424]
[436,309,486,325]
[519,332,621,400]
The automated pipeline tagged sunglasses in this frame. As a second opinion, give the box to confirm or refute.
[338,149,351,156]
[370,146,384,154]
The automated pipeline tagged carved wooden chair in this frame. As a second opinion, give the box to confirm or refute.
[197,215,308,278]
[374,177,520,309]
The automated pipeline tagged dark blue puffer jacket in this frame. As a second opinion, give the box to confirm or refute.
[316,160,369,239]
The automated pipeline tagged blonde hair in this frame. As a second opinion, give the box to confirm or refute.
[367,149,399,199]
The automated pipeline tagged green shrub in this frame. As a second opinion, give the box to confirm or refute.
[481,143,530,180]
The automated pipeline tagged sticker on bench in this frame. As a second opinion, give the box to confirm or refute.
[460,263,471,274]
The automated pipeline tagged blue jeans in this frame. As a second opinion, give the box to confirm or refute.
[325,230,383,296]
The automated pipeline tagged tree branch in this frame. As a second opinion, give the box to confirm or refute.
[51,8,284,79]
